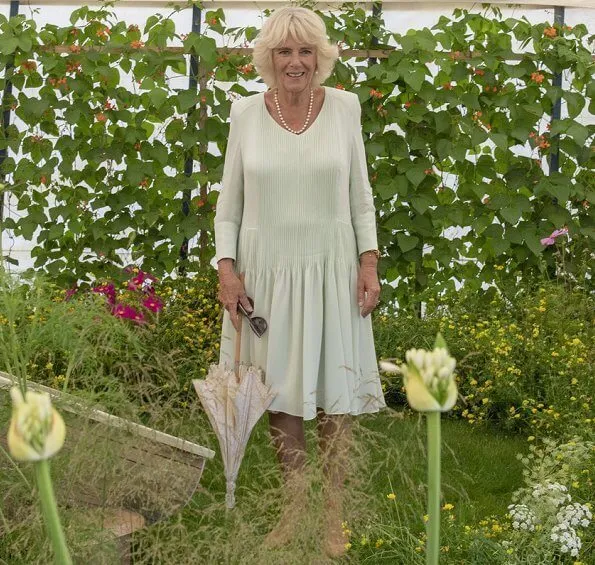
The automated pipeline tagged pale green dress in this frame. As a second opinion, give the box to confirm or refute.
[214,86,386,421]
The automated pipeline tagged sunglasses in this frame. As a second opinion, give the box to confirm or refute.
[237,297,268,338]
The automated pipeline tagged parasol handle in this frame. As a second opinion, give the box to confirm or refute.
[234,272,245,383]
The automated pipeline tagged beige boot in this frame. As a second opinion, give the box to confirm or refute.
[323,498,348,558]
[263,470,308,549]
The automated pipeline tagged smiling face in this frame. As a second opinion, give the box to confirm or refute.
[272,37,317,95]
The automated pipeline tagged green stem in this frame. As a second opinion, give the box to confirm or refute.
[426,411,441,565]
[35,460,72,565]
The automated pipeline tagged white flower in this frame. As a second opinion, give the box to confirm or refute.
[531,481,571,507]
[551,523,581,557]
[380,333,457,412]
[508,504,537,531]
[557,503,592,529]
[8,387,66,462]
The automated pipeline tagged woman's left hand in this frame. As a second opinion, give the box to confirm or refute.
[357,256,380,317]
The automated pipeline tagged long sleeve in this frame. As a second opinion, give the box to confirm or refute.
[214,102,244,262]
[349,96,378,255]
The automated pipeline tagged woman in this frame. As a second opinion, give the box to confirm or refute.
[215,6,386,558]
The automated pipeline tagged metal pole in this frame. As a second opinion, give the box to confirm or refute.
[0,0,21,229]
[179,4,201,272]
[368,2,382,65]
[548,6,564,180]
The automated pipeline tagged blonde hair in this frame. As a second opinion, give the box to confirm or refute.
[253,7,339,88]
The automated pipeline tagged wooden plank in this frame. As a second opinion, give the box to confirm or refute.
[0,372,215,461]
[29,45,595,63]
[0,404,207,519]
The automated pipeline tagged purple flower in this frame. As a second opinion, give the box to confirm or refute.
[92,283,116,305]
[541,226,568,247]
[142,295,163,313]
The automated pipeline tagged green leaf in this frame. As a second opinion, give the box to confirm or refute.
[405,165,426,188]
[436,139,452,161]
[562,92,585,119]
[397,233,419,253]
[491,132,508,150]
[404,69,425,91]
[177,90,199,113]
[0,37,19,55]
[149,88,168,109]
[566,123,589,147]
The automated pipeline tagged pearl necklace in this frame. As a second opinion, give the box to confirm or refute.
[274,88,314,135]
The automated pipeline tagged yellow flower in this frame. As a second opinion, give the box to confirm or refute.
[344,543,352,550]
[8,387,65,462]
[423,515,429,523]
[442,503,454,511]
[386,492,396,500]
[375,538,384,548]
[527,436,535,442]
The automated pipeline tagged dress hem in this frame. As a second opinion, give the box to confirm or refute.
[267,404,388,422]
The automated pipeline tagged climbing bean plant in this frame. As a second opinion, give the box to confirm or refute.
[0,3,593,305]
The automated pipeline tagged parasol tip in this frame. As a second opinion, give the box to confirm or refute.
[225,480,237,509]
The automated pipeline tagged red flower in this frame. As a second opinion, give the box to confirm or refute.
[113,303,145,323]
[142,295,163,313]
[64,287,77,301]
[129,270,157,291]
[335,83,345,90]
[92,283,116,305]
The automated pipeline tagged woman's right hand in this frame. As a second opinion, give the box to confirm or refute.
[217,259,253,332]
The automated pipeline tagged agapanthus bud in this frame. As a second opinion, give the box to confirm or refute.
[380,333,458,412]
[8,387,65,462]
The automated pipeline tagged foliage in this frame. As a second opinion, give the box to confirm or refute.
[6,268,222,412]
[376,278,594,437]
[0,4,592,306]
[346,435,593,563]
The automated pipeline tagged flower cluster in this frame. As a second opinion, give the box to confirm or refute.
[507,503,537,531]
[531,481,571,507]
[556,503,592,529]
[67,268,164,324]
[550,522,582,557]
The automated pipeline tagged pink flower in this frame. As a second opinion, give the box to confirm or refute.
[540,226,568,246]
[142,295,163,313]
[128,270,157,291]
[64,287,77,301]
[92,283,116,305]
[113,303,145,323]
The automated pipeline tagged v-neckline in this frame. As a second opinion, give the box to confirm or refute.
[263,87,327,137]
